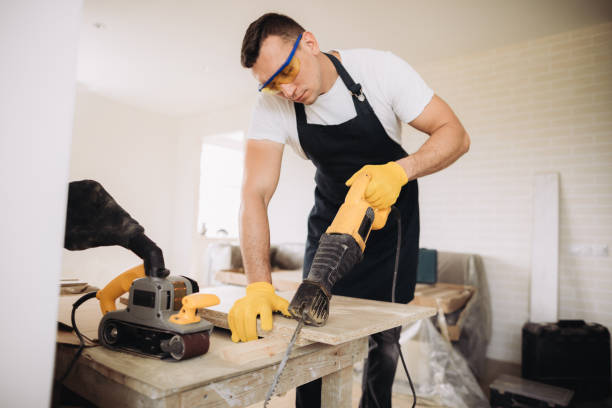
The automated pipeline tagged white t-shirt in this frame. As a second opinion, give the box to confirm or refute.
[247,48,434,159]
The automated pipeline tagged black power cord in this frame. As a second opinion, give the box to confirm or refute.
[58,291,98,383]
[390,206,417,408]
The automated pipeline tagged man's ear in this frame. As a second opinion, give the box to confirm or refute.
[301,31,320,55]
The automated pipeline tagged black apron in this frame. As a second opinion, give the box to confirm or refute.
[296,53,419,304]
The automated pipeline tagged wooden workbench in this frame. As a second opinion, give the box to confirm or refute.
[55,331,367,407]
[55,286,435,407]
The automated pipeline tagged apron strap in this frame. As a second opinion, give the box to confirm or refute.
[324,53,366,102]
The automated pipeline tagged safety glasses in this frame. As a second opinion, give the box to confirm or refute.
[258,33,303,94]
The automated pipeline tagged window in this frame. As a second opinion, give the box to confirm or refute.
[197,132,244,238]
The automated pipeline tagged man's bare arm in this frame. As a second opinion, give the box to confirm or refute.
[239,139,284,284]
[398,95,470,180]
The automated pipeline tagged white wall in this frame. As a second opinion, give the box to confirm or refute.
[268,150,316,245]
[405,22,612,363]
[178,101,316,282]
[62,87,181,287]
[0,1,81,406]
[177,103,252,282]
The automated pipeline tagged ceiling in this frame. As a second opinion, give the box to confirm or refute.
[77,0,612,117]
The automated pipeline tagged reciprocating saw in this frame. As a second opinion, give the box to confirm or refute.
[264,172,392,406]
[288,172,391,325]
[267,171,421,408]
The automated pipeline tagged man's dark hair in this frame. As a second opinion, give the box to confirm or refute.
[241,13,305,68]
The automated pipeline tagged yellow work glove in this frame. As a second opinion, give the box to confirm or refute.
[228,281,290,342]
[346,161,408,209]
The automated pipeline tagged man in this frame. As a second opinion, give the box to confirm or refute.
[228,13,470,408]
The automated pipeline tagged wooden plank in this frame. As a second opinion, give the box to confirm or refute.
[56,335,368,406]
[199,285,436,346]
[446,291,478,341]
[217,336,290,364]
[530,172,559,322]
[321,365,353,408]
[178,337,367,408]
[411,283,475,314]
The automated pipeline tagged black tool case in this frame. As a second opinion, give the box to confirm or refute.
[490,374,574,408]
[522,320,611,399]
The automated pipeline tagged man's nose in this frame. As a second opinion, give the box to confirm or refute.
[279,83,297,99]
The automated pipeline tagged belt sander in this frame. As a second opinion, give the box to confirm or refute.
[96,265,219,360]
[64,180,219,362]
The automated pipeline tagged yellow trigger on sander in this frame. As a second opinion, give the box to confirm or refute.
[264,173,390,406]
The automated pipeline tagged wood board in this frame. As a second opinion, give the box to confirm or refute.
[446,292,477,341]
[57,285,435,348]
[411,283,475,314]
[199,285,436,346]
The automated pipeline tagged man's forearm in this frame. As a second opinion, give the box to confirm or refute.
[239,194,273,284]
[398,122,469,181]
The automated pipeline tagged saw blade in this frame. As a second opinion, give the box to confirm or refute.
[263,315,305,407]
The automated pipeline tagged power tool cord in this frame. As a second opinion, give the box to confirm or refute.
[390,206,417,408]
[58,291,98,384]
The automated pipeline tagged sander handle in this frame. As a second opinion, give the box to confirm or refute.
[96,264,145,315]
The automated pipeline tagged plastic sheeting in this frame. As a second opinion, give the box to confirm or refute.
[394,318,490,408]
[435,252,492,380]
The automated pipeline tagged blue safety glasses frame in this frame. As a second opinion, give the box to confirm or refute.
[258,32,303,92]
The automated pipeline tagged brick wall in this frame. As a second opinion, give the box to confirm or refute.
[403,23,612,362]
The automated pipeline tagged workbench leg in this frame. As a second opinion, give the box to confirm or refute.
[321,364,353,408]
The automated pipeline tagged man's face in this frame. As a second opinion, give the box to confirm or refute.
[252,34,321,105]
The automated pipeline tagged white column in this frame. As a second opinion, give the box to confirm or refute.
[530,172,560,323]
[0,1,82,406]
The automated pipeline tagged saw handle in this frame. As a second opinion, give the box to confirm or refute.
[326,173,391,251]
[349,172,391,229]
[169,293,221,325]
[96,264,145,315]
